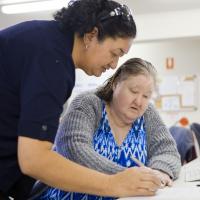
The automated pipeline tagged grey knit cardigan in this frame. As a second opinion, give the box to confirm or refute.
[55,91,181,180]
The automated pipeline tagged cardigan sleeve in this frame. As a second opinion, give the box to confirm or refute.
[55,92,125,174]
[144,104,181,180]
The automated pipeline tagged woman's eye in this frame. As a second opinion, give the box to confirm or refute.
[111,52,118,57]
[143,95,150,99]
[131,90,138,94]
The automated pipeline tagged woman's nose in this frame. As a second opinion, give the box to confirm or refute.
[110,57,119,69]
[135,95,143,106]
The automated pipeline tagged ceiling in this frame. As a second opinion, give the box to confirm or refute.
[1,0,200,29]
[118,0,200,15]
[1,0,200,14]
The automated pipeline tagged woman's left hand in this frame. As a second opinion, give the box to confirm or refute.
[152,169,173,188]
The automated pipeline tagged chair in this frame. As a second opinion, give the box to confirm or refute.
[169,126,196,165]
[190,123,200,146]
[190,123,200,156]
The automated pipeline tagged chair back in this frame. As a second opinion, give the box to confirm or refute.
[190,123,200,152]
[169,126,196,164]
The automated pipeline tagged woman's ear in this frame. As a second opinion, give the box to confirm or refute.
[112,81,117,91]
[83,27,98,47]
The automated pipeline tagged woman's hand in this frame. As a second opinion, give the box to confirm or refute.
[152,169,173,188]
[110,166,162,197]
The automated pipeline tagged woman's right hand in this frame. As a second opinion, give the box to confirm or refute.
[110,166,161,197]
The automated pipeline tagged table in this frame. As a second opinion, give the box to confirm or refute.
[118,158,200,200]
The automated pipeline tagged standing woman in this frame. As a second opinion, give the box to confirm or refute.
[0,0,152,199]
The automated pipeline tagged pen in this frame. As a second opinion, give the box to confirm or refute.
[130,156,144,167]
[131,155,165,187]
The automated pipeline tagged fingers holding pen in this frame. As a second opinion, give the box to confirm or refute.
[113,167,162,197]
[126,167,161,193]
[137,167,162,191]
[152,169,173,188]
[130,156,162,190]
[137,167,174,190]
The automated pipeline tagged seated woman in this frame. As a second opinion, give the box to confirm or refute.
[36,58,181,200]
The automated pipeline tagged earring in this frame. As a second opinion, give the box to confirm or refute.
[85,45,88,50]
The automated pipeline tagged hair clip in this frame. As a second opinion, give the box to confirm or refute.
[100,4,133,22]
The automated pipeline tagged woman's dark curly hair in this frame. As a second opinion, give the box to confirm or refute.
[54,0,137,41]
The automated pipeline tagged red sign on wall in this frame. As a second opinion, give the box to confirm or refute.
[166,57,174,69]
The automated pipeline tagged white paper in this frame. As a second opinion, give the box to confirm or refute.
[161,96,180,111]
[119,187,200,200]
[177,81,195,106]
[159,76,179,95]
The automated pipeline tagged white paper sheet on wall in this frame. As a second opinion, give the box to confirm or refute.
[159,76,179,95]
[178,81,195,107]
[157,75,198,111]
[162,95,180,111]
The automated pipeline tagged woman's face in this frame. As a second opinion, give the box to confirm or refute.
[111,74,154,125]
[82,35,133,77]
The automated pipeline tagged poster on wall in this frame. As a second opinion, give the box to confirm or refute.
[161,95,181,111]
[155,75,198,111]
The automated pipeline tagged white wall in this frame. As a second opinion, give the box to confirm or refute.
[126,39,200,127]
[135,9,200,41]
[73,38,200,127]
[1,8,200,126]
[0,11,53,29]
[72,8,200,127]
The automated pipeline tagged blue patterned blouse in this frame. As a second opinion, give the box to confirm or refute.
[39,102,147,200]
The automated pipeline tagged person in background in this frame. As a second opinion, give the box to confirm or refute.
[36,58,181,200]
[0,0,158,199]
